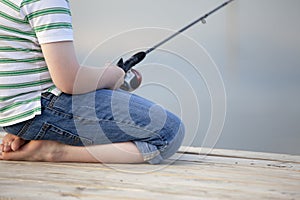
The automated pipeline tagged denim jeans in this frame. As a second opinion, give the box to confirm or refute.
[3,89,185,164]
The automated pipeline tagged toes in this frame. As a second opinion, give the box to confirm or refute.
[11,138,26,151]
[3,142,12,152]
[2,134,25,152]
[3,133,16,141]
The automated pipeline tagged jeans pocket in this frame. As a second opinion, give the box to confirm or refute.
[3,119,33,138]
[37,122,93,146]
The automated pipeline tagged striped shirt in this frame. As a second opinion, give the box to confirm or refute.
[0,0,73,126]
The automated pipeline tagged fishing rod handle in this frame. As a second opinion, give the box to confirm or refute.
[117,51,146,73]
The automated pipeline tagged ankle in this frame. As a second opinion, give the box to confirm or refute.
[45,142,66,162]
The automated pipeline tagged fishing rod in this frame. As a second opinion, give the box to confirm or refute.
[118,0,235,91]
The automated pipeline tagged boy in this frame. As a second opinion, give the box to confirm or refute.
[0,0,184,164]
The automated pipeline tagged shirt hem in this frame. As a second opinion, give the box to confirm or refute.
[38,34,74,44]
[0,113,40,128]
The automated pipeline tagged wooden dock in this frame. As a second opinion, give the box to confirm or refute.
[0,135,300,199]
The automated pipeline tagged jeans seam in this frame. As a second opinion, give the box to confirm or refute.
[73,115,163,138]
[35,123,50,140]
[43,94,74,119]
[72,115,168,150]
[49,95,58,108]
[46,107,73,119]
[40,122,93,146]
[17,119,33,138]
[71,113,157,133]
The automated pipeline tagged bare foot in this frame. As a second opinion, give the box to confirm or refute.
[1,133,26,152]
[0,140,66,162]
[0,140,145,164]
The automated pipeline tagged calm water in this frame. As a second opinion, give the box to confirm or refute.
[70,0,300,155]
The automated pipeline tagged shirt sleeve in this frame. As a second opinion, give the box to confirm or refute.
[20,0,74,44]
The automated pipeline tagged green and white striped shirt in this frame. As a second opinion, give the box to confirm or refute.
[0,0,73,126]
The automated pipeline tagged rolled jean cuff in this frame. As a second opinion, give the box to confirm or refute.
[133,141,163,164]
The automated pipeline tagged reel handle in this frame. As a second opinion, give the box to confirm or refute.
[117,52,145,92]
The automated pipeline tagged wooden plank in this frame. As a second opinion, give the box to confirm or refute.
[1,152,300,199]
[0,160,299,200]
[173,152,300,171]
[179,146,300,163]
[0,131,300,200]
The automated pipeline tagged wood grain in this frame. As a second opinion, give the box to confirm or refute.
[0,133,299,200]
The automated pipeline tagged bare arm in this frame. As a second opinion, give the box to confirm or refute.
[41,41,125,94]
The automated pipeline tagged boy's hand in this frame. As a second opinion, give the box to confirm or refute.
[0,133,26,152]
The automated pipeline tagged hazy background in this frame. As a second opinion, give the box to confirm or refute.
[69,0,300,155]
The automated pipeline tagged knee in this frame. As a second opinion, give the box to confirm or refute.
[168,113,185,145]
[177,121,185,143]
[161,116,185,160]
[171,120,185,149]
